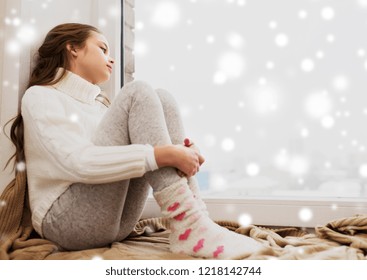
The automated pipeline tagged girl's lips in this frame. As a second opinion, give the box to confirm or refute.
[107,65,112,73]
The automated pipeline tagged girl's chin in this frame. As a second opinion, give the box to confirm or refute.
[96,74,111,84]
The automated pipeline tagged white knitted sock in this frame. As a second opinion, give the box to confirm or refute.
[153,178,262,259]
[187,176,208,215]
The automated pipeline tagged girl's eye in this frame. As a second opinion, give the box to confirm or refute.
[100,47,107,53]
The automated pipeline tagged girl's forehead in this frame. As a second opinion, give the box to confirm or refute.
[89,31,109,46]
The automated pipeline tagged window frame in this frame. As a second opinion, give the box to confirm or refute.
[141,196,367,228]
[126,1,367,228]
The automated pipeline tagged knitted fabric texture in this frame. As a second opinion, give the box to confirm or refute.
[153,178,263,259]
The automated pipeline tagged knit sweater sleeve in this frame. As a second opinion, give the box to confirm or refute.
[22,87,158,184]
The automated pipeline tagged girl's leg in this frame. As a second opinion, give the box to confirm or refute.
[43,80,262,257]
[115,88,196,241]
[42,81,177,250]
[116,87,209,241]
[114,176,150,241]
[112,83,262,259]
[154,89,206,205]
[42,180,130,250]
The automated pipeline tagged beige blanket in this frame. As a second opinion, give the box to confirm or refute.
[1,172,366,260]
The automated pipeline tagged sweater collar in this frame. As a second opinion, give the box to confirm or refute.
[52,68,101,105]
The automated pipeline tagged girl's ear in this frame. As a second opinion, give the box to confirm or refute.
[66,43,78,57]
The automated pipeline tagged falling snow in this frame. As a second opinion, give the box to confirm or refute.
[298,208,313,222]
[0,200,6,207]
[91,255,104,260]
[1,0,363,200]
[300,58,315,72]
[246,163,260,177]
[151,2,181,29]
[321,7,335,21]
[221,138,235,152]
[69,114,79,123]
[16,161,26,172]
[304,91,333,119]
[238,213,253,227]
[275,33,289,48]
[359,164,367,178]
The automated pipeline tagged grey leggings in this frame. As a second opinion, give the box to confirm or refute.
[42,81,186,250]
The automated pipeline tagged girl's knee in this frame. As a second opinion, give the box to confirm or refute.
[114,80,160,107]
[156,89,180,116]
[120,80,155,98]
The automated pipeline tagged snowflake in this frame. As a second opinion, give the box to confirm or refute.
[275,33,289,47]
[206,35,215,44]
[227,32,245,49]
[332,75,349,91]
[359,164,367,178]
[321,7,335,21]
[0,200,7,207]
[6,40,21,55]
[91,255,104,260]
[246,163,260,177]
[321,116,335,129]
[216,51,245,79]
[300,58,315,72]
[304,91,333,119]
[331,204,338,211]
[269,21,278,29]
[16,25,37,45]
[288,155,310,176]
[210,174,227,191]
[16,161,26,172]
[151,2,181,29]
[298,208,313,222]
[298,10,308,19]
[300,128,309,138]
[134,41,148,57]
[69,114,79,123]
[238,213,253,227]
[221,138,235,152]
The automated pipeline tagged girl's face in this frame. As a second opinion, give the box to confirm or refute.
[69,31,115,84]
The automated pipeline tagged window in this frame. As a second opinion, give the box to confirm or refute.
[134,0,367,201]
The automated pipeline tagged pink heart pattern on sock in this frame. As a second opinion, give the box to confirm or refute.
[167,202,180,212]
[174,212,186,221]
[179,229,192,241]
[193,239,205,253]
[155,178,262,259]
[213,246,224,258]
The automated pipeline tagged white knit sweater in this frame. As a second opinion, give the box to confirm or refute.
[22,70,158,236]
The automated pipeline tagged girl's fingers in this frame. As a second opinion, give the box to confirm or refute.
[184,138,191,147]
[177,169,185,177]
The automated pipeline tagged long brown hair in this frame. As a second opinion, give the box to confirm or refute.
[5,23,100,172]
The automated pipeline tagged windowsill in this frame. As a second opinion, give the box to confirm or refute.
[141,195,367,228]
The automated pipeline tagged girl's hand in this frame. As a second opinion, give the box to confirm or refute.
[184,138,205,166]
[173,144,201,177]
[154,144,203,177]
[177,138,205,177]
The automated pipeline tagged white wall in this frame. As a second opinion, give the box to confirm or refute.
[0,0,22,194]
[0,0,122,194]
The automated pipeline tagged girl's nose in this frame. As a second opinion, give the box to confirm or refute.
[109,57,115,64]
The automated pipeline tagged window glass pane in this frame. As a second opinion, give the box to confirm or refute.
[135,0,367,198]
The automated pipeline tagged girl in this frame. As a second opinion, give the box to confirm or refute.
[8,23,261,258]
